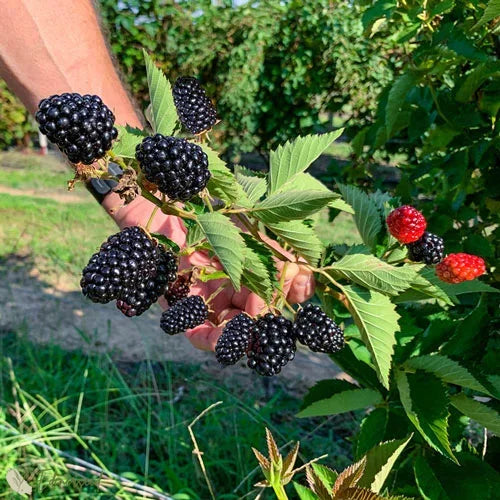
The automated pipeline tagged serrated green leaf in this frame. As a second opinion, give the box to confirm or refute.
[355,408,388,460]
[297,387,382,418]
[386,73,418,138]
[185,224,204,247]
[266,220,323,264]
[357,436,412,493]
[325,254,422,296]
[450,394,500,435]
[341,285,400,389]
[404,354,492,396]
[474,0,500,28]
[252,190,337,223]
[269,130,343,194]
[241,244,274,303]
[337,184,382,249]
[395,371,456,462]
[235,168,267,203]
[414,456,450,500]
[329,198,355,214]
[456,61,500,102]
[143,50,177,135]
[242,234,279,292]
[197,212,245,290]
[301,379,360,411]
[294,482,319,500]
[311,464,338,491]
[151,233,180,253]
[394,271,454,305]
[111,125,145,158]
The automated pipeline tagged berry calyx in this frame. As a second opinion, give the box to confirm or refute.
[164,275,191,306]
[386,205,427,244]
[35,93,118,164]
[407,232,444,264]
[173,77,218,134]
[247,314,296,377]
[215,313,255,366]
[160,296,208,335]
[436,253,486,284]
[81,227,177,316]
[292,304,344,354]
[135,134,210,202]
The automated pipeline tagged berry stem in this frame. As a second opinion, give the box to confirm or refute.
[205,283,228,306]
[145,205,159,232]
[108,150,132,173]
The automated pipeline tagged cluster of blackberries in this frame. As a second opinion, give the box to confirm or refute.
[173,77,217,135]
[215,307,345,377]
[35,93,117,164]
[81,227,177,317]
[160,296,208,335]
[135,135,210,201]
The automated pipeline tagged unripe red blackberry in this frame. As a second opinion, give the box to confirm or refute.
[35,93,118,164]
[160,296,208,335]
[81,227,177,317]
[135,135,210,201]
[215,313,255,366]
[164,275,191,306]
[407,232,444,264]
[173,77,217,134]
[292,304,344,354]
[247,314,296,377]
[386,205,426,244]
[436,253,486,284]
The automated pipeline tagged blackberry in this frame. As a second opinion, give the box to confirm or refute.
[173,77,217,134]
[164,275,191,306]
[292,304,344,354]
[135,135,210,201]
[215,313,255,366]
[81,227,177,317]
[407,232,444,264]
[160,296,208,335]
[35,93,118,164]
[247,314,296,377]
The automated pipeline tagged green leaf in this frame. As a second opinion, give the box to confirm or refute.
[329,198,355,214]
[311,464,338,490]
[456,61,500,102]
[241,237,275,303]
[235,167,267,203]
[143,50,178,135]
[293,482,319,500]
[297,387,382,418]
[450,394,500,435]
[385,73,418,138]
[111,125,145,158]
[185,224,204,247]
[252,190,337,223]
[301,379,360,410]
[355,408,388,460]
[414,456,450,500]
[394,271,453,305]
[357,435,413,493]
[337,184,382,249]
[404,354,493,396]
[151,233,180,253]
[395,370,456,462]
[474,0,500,28]
[266,220,323,265]
[341,285,400,389]
[197,212,245,290]
[325,254,422,296]
[269,130,343,194]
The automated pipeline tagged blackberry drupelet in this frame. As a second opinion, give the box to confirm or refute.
[215,313,255,366]
[173,77,217,134]
[247,314,296,377]
[35,93,118,164]
[292,304,344,354]
[135,135,210,201]
[160,296,208,335]
[81,227,177,317]
[407,232,444,264]
[164,275,191,306]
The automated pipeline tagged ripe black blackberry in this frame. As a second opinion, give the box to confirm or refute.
[215,313,255,366]
[407,231,444,264]
[135,135,210,201]
[81,227,177,317]
[160,296,208,335]
[173,77,217,134]
[164,275,191,306]
[247,314,296,377]
[35,93,118,164]
[292,304,344,354]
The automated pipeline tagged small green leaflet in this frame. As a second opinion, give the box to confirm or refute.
[151,233,180,253]
[143,50,178,136]
[269,130,343,194]
[252,190,336,223]
[355,408,388,460]
[197,212,245,290]
[112,125,145,158]
[325,254,422,296]
[293,482,318,500]
[395,370,457,463]
[414,456,450,500]
[341,285,400,389]
[385,72,418,138]
[235,166,267,203]
[450,394,500,435]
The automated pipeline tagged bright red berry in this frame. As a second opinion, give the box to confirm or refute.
[386,205,427,244]
[435,253,486,284]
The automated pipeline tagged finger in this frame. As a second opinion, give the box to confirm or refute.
[245,292,268,317]
[287,266,315,304]
[276,261,300,297]
[231,288,251,309]
[185,322,223,351]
